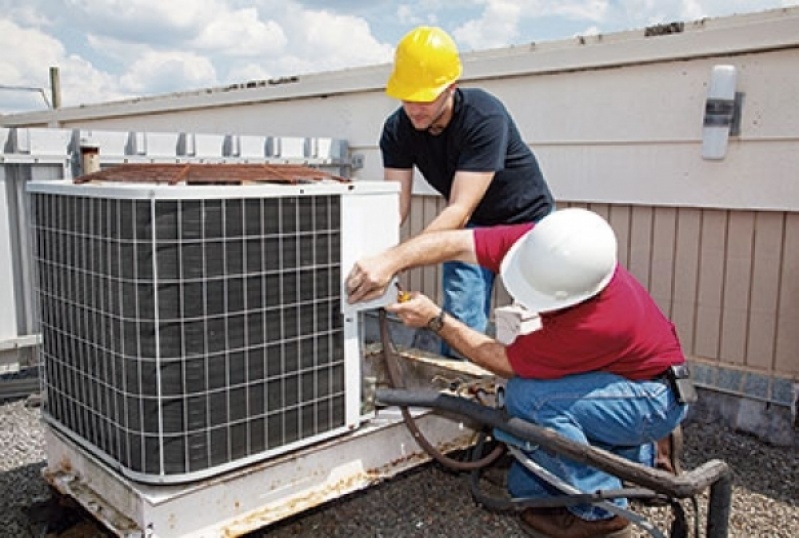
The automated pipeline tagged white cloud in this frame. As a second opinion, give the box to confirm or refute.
[452,0,613,50]
[119,51,218,94]
[396,5,425,27]
[454,0,524,50]
[253,5,392,77]
[680,0,707,20]
[224,62,272,85]
[0,16,122,109]
[2,4,53,28]
[58,56,129,106]
[395,1,451,27]
[555,0,610,22]
[297,10,393,69]
[192,7,287,56]
[66,0,220,36]
[0,19,65,86]
[580,25,602,37]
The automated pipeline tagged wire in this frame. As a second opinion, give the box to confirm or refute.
[0,84,52,109]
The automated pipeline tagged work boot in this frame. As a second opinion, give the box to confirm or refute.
[635,424,685,507]
[655,424,684,475]
[519,507,632,538]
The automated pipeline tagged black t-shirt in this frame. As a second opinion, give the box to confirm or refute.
[380,88,553,226]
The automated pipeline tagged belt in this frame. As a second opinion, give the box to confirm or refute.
[652,363,690,382]
[652,369,670,381]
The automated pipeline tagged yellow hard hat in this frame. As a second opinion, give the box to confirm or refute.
[386,26,462,102]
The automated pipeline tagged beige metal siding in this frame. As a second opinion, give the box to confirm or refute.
[778,213,799,374]
[748,213,782,371]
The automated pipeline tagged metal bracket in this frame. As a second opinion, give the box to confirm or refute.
[730,91,745,136]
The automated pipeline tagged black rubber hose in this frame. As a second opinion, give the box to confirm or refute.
[706,472,733,538]
[376,387,732,501]
[378,309,505,471]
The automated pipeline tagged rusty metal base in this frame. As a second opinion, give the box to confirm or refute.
[41,351,493,538]
[43,408,479,537]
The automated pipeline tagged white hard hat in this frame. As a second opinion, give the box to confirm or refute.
[500,208,618,313]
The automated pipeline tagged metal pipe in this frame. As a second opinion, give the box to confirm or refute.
[49,67,61,109]
[79,139,100,175]
[706,471,733,538]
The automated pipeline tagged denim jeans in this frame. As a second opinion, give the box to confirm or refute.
[504,371,688,520]
[441,211,553,358]
[441,260,495,357]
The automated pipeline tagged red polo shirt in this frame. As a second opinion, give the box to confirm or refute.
[474,224,685,380]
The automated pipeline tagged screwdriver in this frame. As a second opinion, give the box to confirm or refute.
[395,281,412,303]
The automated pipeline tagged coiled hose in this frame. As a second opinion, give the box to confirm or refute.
[378,309,505,471]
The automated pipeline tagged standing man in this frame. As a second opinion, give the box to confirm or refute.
[381,26,554,357]
[347,208,690,538]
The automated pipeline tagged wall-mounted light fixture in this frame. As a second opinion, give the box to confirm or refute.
[701,65,744,160]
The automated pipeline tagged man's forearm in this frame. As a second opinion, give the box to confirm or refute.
[421,204,471,234]
[436,315,514,378]
[388,228,477,271]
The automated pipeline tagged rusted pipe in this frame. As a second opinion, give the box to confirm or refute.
[79,139,100,176]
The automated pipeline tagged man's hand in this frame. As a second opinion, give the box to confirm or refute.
[387,291,516,378]
[346,254,396,303]
[385,293,439,328]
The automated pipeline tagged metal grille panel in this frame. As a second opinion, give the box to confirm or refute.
[30,187,353,482]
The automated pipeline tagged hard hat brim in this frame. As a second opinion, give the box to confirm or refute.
[385,74,459,103]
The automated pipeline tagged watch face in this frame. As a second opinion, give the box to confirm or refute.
[427,311,445,332]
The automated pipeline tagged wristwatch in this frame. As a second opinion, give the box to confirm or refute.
[426,308,447,333]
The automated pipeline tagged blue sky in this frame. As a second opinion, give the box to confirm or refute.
[1,0,797,115]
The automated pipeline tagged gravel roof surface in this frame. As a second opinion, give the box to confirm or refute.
[1,397,796,537]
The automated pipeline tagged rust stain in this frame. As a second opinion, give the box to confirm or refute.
[44,470,141,533]
[220,432,477,537]
[59,455,73,473]
[41,456,75,490]
[223,471,379,537]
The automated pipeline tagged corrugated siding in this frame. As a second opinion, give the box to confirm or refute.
[779,213,799,373]
[404,196,799,382]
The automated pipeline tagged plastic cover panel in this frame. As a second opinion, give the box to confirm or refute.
[31,189,350,482]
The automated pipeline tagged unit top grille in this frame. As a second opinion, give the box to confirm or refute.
[75,163,349,186]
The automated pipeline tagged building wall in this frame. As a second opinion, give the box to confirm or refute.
[2,8,797,438]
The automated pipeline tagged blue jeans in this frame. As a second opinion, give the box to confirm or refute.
[505,372,688,520]
[441,260,495,357]
[441,212,553,358]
